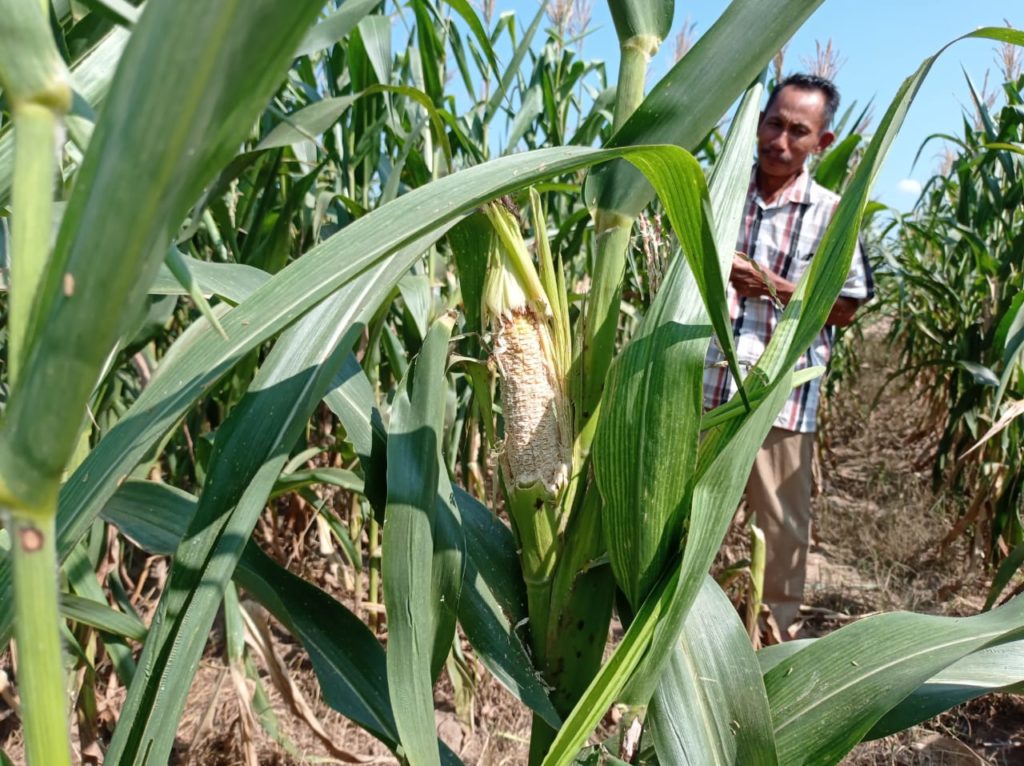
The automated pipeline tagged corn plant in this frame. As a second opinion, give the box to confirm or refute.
[875,68,1024,569]
[0,1,1023,765]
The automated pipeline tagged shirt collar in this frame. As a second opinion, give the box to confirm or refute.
[750,164,813,209]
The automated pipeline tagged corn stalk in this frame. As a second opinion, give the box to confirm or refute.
[0,1,72,763]
[579,0,673,427]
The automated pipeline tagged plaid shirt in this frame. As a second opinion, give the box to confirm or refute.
[702,167,874,433]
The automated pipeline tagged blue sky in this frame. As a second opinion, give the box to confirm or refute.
[492,1,1022,211]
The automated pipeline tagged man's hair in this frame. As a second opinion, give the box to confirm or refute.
[765,73,840,130]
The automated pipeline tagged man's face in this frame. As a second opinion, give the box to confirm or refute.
[757,86,834,179]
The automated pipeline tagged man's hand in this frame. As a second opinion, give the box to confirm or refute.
[730,254,788,303]
[729,254,862,327]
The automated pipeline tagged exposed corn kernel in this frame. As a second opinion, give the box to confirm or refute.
[493,307,572,498]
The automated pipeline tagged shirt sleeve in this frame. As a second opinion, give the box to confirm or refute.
[839,235,874,301]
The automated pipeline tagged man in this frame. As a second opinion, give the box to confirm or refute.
[703,73,874,637]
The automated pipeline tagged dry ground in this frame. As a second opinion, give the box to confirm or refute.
[1,321,1022,765]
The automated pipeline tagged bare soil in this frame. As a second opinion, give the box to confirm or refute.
[1,321,1022,765]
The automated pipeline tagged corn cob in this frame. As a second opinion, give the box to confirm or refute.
[483,199,573,503]
[492,306,572,497]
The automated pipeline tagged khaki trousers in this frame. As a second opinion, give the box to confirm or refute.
[745,427,815,631]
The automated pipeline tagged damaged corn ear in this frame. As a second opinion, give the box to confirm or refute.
[483,199,572,500]
[493,307,572,497]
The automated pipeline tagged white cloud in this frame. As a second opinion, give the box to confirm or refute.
[897,178,922,196]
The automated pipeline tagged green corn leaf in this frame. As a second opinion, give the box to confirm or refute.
[63,543,137,684]
[981,140,1024,156]
[592,185,711,607]
[384,315,462,766]
[399,272,434,343]
[443,0,500,79]
[432,470,466,680]
[147,257,270,304]
[411,0,444,106]
[448,212,493,336]
[359,14,393,86]
[984,541,1024,611]
[321,349,559,726]
[100,480,195,556]
[995,293,1024,370]
[257,96,359,150]
[454,357,496,447]
[285,448,334,476]
[957,360,1000,387]
[104,293,365,765]
[587,0,825,219]
[757,637,1024,742]
[60,592,146,642]
[814,133,862,192]
[864,639,1024,740]
[238,542,467,766]
[163,246,228,339]
[754,640,813,674]
[964,73,1007,171]
[294,0,382,58]
[505,85,544,154]
[323,353,389,514]
[648,577,777,766]
[994,292,1024,413]
[0,0,328,512]
[256,80,456,175]
[235,541,401,748]
[623,373,793,705]
[271,467,365,498]
[765,598,1024,766]
[700,367,824,431]
[67,26,131,107]
[484,3,545,126]
[222,582,245,671]
[707,77,764,285]
[698,73,773,415]
[455,486,561,729]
